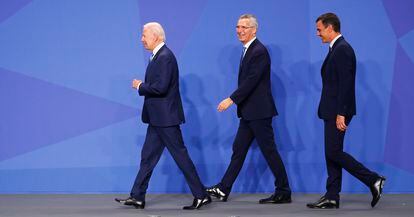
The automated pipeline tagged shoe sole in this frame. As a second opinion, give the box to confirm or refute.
[307,204,339,209]
[372,178,386,208]
[309,206,339,209]
[207,192,227,202]
[259,200,292,204]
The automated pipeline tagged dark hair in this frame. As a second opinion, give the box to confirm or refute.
[316,13,341,32]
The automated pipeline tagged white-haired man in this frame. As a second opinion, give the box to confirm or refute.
[207,14,292,204]
[115,22,211,210]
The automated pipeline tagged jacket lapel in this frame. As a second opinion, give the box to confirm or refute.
[238,39,258,85]
[239,39,257,75]
[321,36,344,75]
[145,45,166,82]
[321,50,331,75]
[241,39,257,66]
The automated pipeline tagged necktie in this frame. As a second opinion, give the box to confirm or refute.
[240,47,246,65]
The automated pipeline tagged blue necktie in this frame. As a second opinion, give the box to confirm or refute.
[240,47,246,65]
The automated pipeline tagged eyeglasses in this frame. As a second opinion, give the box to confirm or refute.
[236,25,255,30]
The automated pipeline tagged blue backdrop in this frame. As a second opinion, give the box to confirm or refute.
[1,0,414,194]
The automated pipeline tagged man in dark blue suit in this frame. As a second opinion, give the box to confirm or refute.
[206,14,292,204]
[115,22,211,210]
[307,13,385,209]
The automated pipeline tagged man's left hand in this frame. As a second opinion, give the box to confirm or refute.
[336,115,347,131]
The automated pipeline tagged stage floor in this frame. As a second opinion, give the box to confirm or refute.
[0,194,412,217]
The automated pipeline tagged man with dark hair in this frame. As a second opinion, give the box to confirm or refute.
[307,12,385,209]
[316,12,341,32]
[206,14,292,204]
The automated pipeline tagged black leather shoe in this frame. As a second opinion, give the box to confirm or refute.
[183,196,211,210]
[114,197,145,209]
[206,185,228,202]
[370,176,386,208]
[259,193,292,204]
[307,196,339,209]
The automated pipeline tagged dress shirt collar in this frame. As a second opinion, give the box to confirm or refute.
[330,34,342,49]
[152,42,165,57]
[244,37,257,52]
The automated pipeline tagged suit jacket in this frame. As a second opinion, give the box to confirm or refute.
[318,36,356,120]
[138,45,185,127]
[230,39,277,120]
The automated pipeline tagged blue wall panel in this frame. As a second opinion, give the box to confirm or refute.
[0,0,413,193]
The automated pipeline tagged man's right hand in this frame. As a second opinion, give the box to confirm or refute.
[132,79,142,89]
[217,97,234,112]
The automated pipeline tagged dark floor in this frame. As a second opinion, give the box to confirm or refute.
[0,194,412,217]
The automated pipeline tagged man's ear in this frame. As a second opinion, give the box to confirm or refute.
[327,24,334,33]
[252,28,257,35]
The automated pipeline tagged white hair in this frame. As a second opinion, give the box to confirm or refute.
[239,14,258,29]
[143,22,166,41]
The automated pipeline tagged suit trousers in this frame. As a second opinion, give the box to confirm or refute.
[130,125,206,201]
[324,118,378,200]
[219,118,291,195]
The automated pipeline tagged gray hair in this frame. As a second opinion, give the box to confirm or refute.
[239,14,258,29]
[143,22,166,41]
